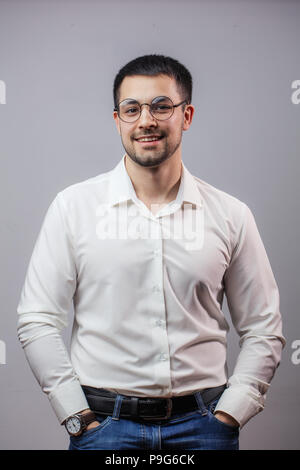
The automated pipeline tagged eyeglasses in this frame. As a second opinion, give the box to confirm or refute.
[114,96,187,123]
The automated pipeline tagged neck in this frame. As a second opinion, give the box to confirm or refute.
[124,153,182,205]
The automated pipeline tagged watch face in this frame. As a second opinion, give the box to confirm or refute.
[66,416,81,435]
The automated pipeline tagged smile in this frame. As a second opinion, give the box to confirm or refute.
[135,136,164,143]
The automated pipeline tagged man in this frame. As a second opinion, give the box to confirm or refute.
[17,54,285,450]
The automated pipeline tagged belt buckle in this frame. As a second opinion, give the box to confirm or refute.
[142,398,173,421]
[154,398,173,420]
[164,398,173,419]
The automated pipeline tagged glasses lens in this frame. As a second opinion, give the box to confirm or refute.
[119,99,140,122]
[151,96,173,120]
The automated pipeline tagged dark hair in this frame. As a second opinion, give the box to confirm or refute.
[113,54,193,109]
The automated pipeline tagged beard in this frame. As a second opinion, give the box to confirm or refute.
[121,131,182,168]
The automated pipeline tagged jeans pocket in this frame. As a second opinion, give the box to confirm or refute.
[207,398,239,432]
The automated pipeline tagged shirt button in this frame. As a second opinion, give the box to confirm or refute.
[152,285,161,293]
[159,353,168,361]
[153,249,160,257]
[156,319,164,327]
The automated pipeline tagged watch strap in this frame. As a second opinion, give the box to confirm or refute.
[79,410,97,429]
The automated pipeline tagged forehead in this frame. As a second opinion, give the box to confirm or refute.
[118,74,181,103]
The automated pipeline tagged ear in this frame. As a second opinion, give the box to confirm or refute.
[182,104,195,131]
[113,111,121,135]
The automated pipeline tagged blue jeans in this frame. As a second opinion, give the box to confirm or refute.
[68,392,239,450]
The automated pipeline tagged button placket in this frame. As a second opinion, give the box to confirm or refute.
[148,215,172,393]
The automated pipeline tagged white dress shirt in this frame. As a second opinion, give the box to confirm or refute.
[17,155,285,428]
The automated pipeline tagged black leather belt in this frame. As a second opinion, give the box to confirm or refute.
[82,384,226,420]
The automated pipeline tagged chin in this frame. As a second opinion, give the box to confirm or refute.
[135,155,169,168]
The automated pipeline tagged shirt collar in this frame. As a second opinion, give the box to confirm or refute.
[108,154,203,209]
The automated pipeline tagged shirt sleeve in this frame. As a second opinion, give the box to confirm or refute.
[16,192,89,424]
[214,203,286,428]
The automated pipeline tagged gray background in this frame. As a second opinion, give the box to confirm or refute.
[0,0,299,450]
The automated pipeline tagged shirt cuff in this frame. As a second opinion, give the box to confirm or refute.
[213,385,264,429]
[48,379,90,424]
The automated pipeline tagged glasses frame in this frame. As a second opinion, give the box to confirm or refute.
[114,96,187,123]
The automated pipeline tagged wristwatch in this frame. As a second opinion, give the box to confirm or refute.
[64,410,97,436]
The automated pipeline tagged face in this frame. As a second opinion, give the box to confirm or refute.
[113,74,194,168]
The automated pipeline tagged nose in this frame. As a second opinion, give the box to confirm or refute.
[138,104,157,127]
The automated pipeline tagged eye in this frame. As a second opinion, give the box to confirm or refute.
[152,104,172,113]
[126,107,139,114]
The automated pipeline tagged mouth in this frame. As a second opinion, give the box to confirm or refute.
[134,135,164,146]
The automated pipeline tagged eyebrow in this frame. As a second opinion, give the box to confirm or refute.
[121,98,139,104]
[121,96,170,105]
